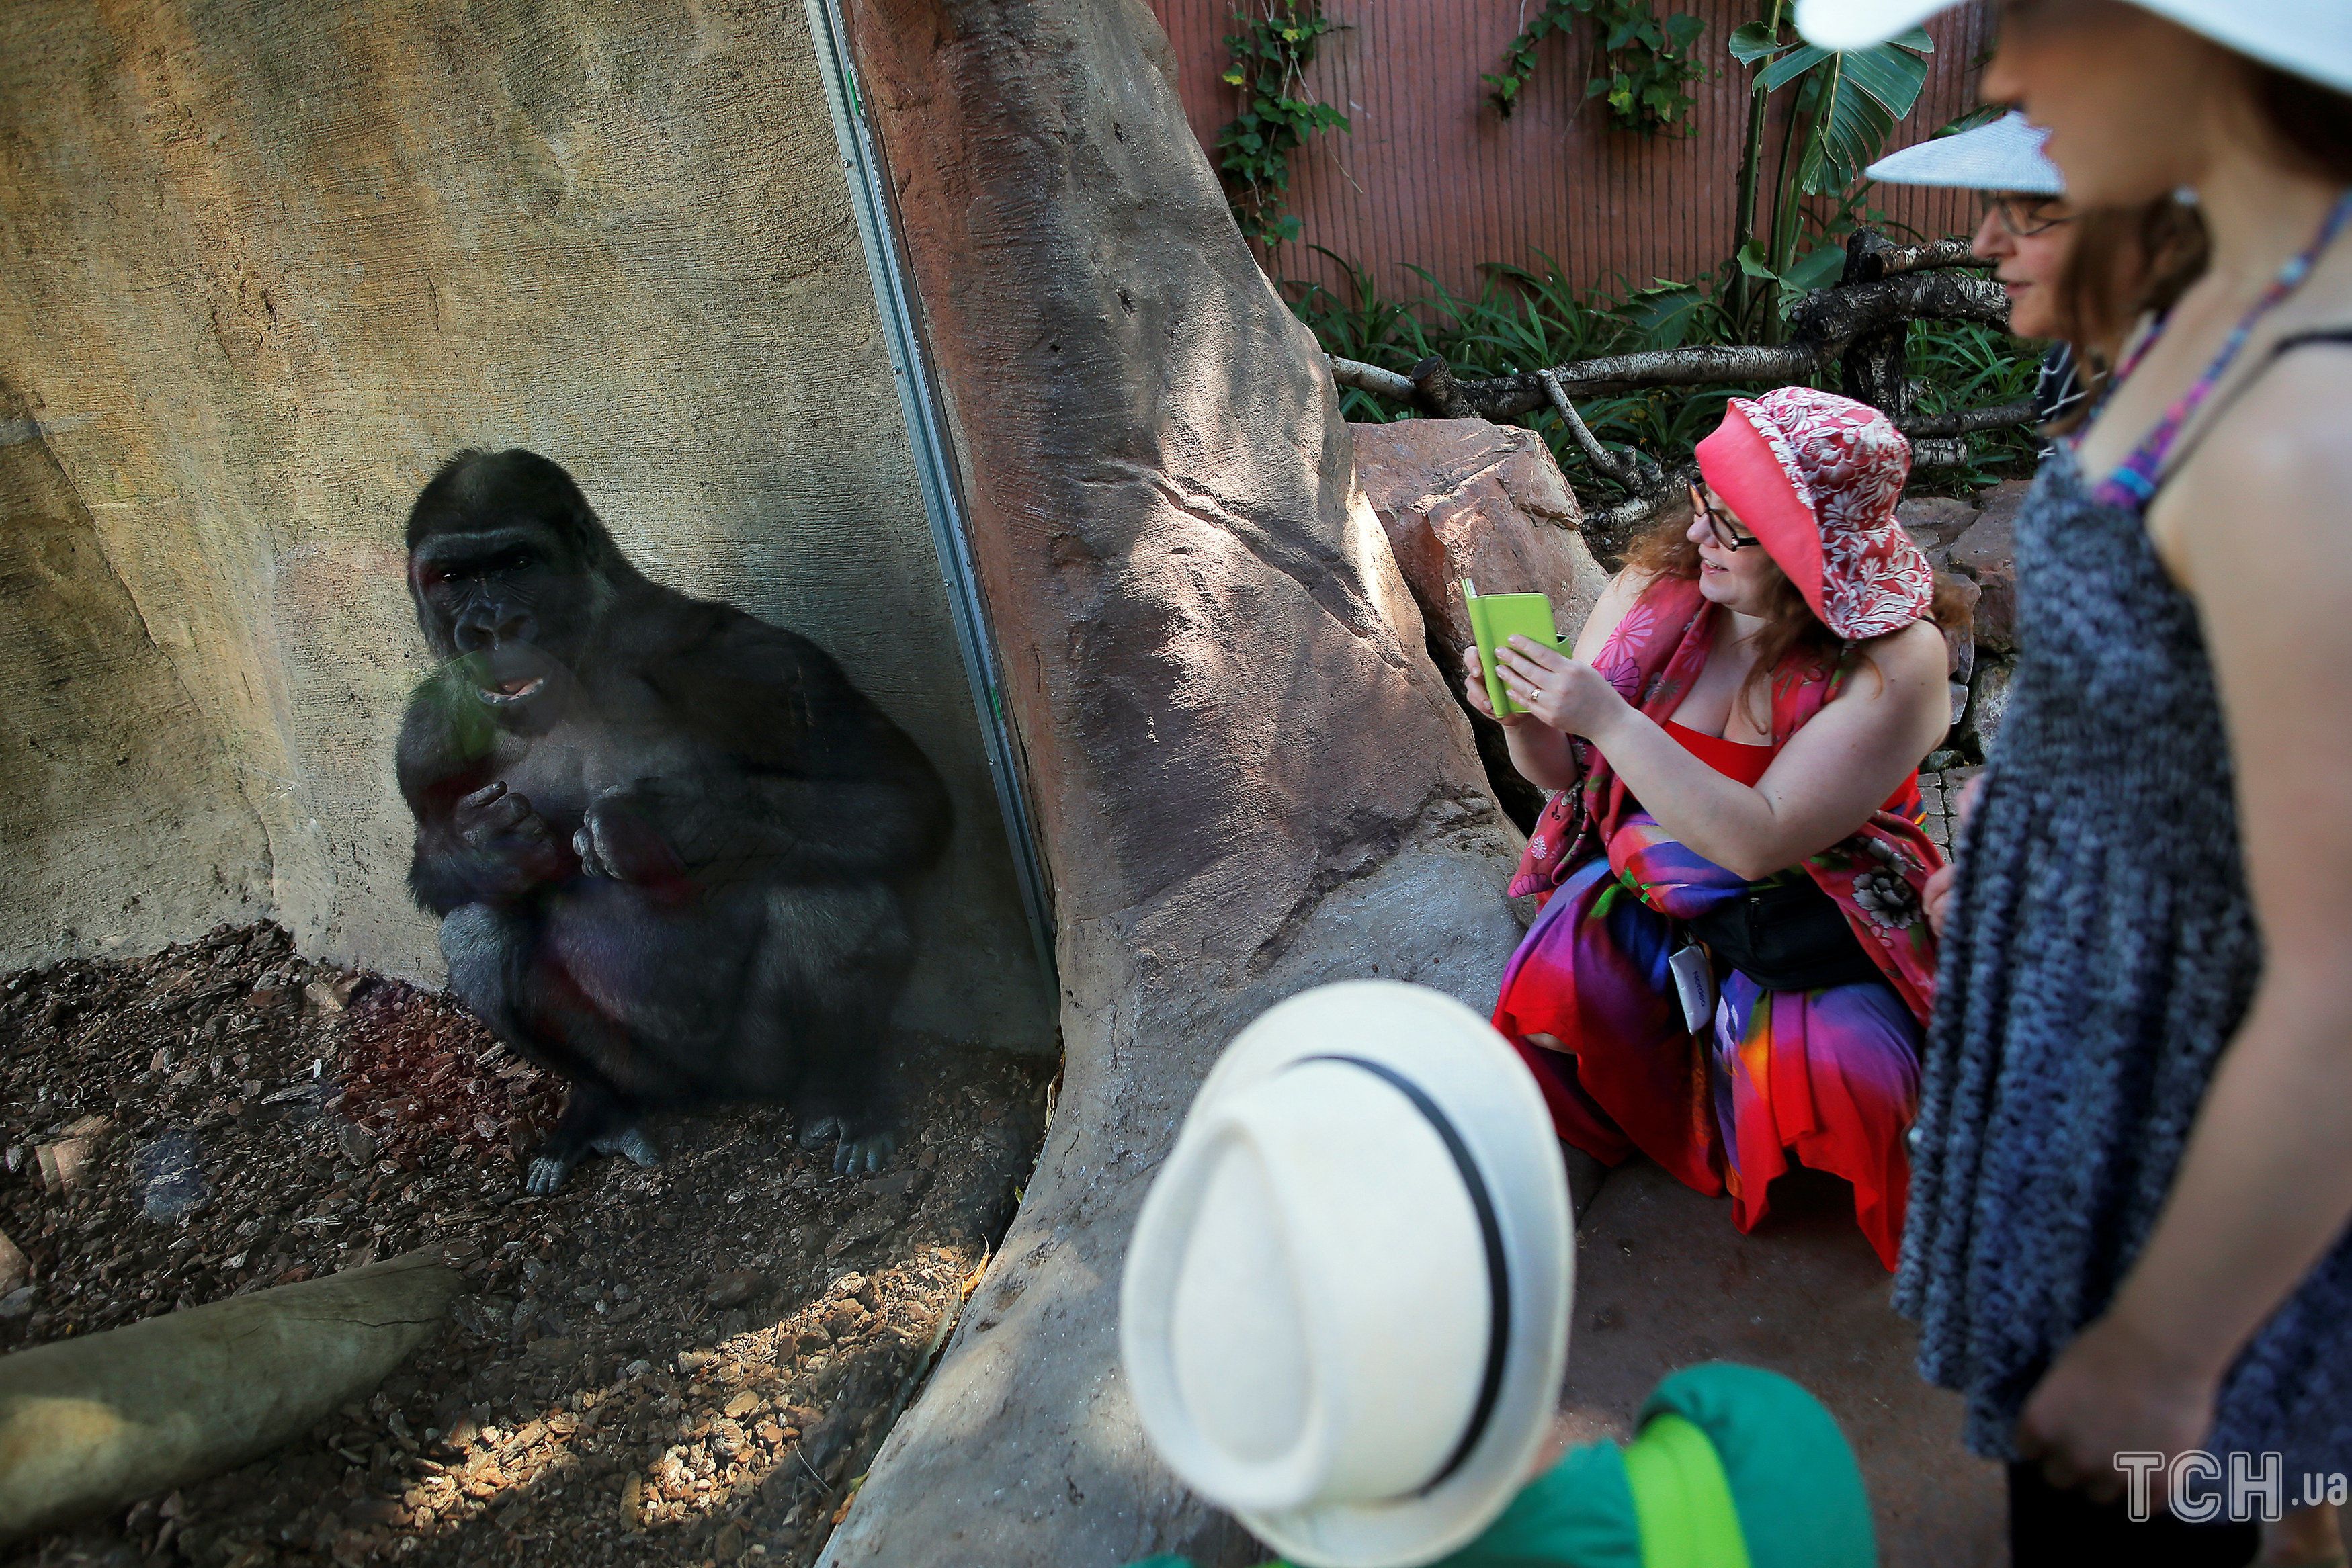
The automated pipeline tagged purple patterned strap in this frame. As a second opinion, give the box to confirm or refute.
[2087,188,2352,511]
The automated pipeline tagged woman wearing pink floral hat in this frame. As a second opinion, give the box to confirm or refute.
[1466,386,1960,1270]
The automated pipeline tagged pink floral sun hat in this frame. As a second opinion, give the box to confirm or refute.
[1693,386,1932,641]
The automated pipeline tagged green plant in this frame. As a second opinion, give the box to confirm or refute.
[1486,0,1709,134]
[1905,318,2043,488]
[1288,256,2033,498]
[1293,257,1763,494]
[1724,7,1935,331]
[1215,1,1351,253]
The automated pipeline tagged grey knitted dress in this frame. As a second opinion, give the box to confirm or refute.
[1894,443,2352,1468]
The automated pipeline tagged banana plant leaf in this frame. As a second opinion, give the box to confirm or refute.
[1791,35,1934,196]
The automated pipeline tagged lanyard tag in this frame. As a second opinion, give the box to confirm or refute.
[1669,943,1717,1036]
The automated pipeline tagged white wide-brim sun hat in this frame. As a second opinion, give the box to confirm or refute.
[1798,0,2352,97]
[1120,980,1574,1568]
[1867,111,2066,195]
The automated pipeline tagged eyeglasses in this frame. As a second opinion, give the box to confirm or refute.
[1981,192,2074,238]
[1691,485,1759,551]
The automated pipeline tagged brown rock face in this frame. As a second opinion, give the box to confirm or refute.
[1353,419,1610,659]
[1897,495,1981,570]
[1947,481,2031,654]
[1935,571,1981,685]
[1353,419,1609,827]
[826,2,1524,1564]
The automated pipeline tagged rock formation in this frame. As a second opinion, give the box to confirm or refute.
[1353,418,1610,828]
[819,1,1526,1563]
[1943,478,2031,657]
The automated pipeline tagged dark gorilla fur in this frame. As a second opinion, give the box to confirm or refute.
[396,449,950,1191]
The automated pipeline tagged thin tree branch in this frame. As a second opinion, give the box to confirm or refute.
[1326,270,2013,423]
[1899,399,2036,438]
[1329,355,1414,401]
[1860,236,1980,278]
[1538,369,1640,488]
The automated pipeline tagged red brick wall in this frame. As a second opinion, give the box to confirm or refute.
[1148,0,1994,302]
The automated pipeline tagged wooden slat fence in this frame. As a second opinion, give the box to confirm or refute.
[1146,0,1997,305]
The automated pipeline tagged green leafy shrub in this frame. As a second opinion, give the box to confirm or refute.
[1486,0,1709,133]
[1288,253,2038,498]
[1216,2,1351,252]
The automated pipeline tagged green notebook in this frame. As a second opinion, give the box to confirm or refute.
[1462,582,1559,717]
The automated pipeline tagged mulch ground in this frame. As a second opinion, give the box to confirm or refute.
[1,922,1052,1568]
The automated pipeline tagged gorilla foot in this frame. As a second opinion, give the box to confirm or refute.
[522,1123,655,1194]
[834,1128,897,1176]
[523,1153,575,1196]
[797,1113,898,1174]
[523,1085,654,1195]
[589,1125,662,1168]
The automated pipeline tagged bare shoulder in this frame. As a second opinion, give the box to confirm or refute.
[1573,565,1655,661]
[2157,344,2352,578]
[1849,618,1949,692]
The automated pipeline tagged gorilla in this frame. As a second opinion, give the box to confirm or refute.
[396,449,950,1191]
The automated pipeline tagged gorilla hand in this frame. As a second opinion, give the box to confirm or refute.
[454,781,564,897]
[573,790,689,887]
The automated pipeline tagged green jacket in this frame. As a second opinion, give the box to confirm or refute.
[1131,1363,1875,1568]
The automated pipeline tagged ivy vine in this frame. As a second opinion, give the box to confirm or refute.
[1486,0,1708,135]
[1214,1,1351,253]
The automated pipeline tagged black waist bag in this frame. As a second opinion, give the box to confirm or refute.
[1687,875,1884,992]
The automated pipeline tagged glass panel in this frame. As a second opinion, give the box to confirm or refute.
[0,5,1050,1559]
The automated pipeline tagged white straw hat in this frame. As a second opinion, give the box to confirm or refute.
[1867,111,2066,196]
[1798,0,2352,97]
[1120,980,1574,1568]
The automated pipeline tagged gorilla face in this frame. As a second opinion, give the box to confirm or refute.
[406,450,615,728]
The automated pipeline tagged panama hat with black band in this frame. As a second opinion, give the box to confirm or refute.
[1119,980,1574,1568]
[1797,0,2352,96]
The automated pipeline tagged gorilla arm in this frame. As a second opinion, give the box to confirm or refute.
[396,666,566,915]
[574,612,952,891]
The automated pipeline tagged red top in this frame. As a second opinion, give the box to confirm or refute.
[1663,718,1917,808]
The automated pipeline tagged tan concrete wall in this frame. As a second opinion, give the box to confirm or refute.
[0,383,271,966]
[0,0,1052,1047]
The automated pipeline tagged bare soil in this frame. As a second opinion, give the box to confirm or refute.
[1,922,1052,1568]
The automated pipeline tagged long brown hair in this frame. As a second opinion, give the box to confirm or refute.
[2047,197,2210,391]
[2041,61,2352,434]
[1623,503,1972,730]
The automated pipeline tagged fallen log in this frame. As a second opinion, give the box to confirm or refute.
[0,1251,459,1543]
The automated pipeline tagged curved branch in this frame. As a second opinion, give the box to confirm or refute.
[1327,271,2013,423]
[1863,236,1980,279]
[1538,368,1642,489]
[1787,269,2010,347]
[1900,399,2036,438]
[1329,354,1415,402]
[1450,343,1824,421]
[1588,460,1701,547]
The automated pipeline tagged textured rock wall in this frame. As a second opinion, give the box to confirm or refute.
[1354,417,1610,829]
[0,386,270,967]
[0,0,1049,1045]
[819,1,1526,1563]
